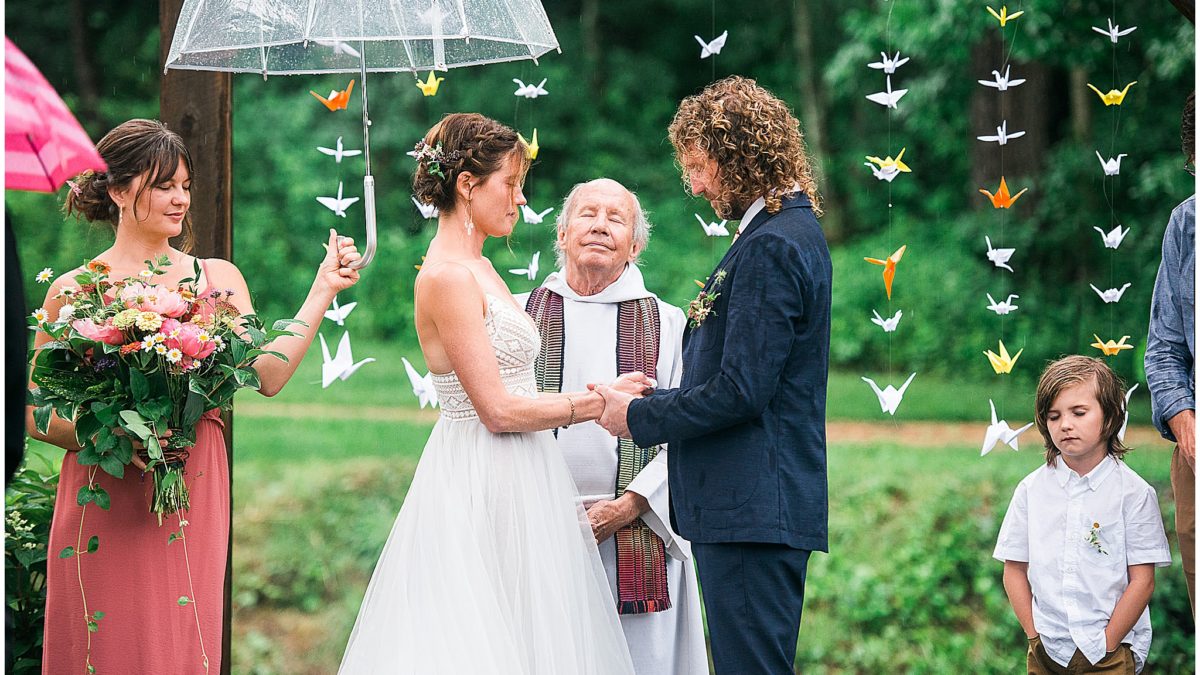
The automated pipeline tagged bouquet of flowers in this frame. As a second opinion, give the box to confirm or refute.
[29,256,299,522]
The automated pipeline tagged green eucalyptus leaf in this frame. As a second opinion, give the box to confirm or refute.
[76,485,95,506]
[86,535,99,553]
[93,486,111,510]
[98,454,124,479]
[59,546,75,559]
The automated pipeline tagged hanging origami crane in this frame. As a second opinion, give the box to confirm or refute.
[696,214,731,237]
[319,331,375,388]
[513,78,549,99]
[316,136,362,163]
[324,296,358,326]
[870,309,903,332]
[412,196,439,220]
[520,205,554,224]
[1090,282,1131,304]
[1092,18,1137,44]
[402,357,439,409]
[1091,334,1134,356]
[985,235,1016,273]
[977,120,1026,145]
[316,181,360,217]
[864,244,907,300]
[862,373,917,416]
[979,176,1028,209]
[986,5,1024,26]
[1093,224,1129,249]
[978,65,1026,91]
[980,399,1035,456]
[416,71,445,96]
[867,51,910,74]
[509,251,540,281]
[1118,383,1139,442]
[986,293,1020,315]
[865,148,911,181]
[1095,152,1128,176]
[310,79,355,111]
[865,75,908,109]
[694,30,728,59]
[519,129,539,160]
[984,339,1023,374]
[1087,81,1137,106]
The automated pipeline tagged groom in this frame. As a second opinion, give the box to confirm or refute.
[596,76,832,673]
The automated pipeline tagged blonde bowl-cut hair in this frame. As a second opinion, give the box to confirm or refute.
[668,75,822,219]
[1034,355,1131,466]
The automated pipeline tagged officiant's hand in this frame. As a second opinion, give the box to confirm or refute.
[605,371,655,397]
[594,385,633,439]
[587,491,650,544]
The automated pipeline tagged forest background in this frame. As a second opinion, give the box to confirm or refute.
[5,0,1197,672]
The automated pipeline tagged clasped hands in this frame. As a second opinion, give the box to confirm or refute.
[587,371,654,439]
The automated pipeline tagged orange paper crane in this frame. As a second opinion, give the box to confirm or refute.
[1086,81,1137,107]
[864,245,907,300]
[978,176,1028,209]
[310,79,355,111]
[1091,334,1134,356]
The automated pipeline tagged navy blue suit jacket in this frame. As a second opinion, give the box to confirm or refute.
[627,192,831,551]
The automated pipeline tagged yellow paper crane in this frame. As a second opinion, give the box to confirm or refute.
[415,255,426,271]
[415,71,444,96]
[1091,334,1134,356]
[1086,81,1137,106]
[864,245,907,300]
[986,4,1024,27]
[519,129,540,160]
[865,147,912,174]
[984,339,1023,374]
[978,176,1028,209]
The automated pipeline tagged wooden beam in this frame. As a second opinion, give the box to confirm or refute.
[1169,0,1195,23]
[158,2,234,674]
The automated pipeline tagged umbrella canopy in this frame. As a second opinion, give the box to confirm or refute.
[5,37,106,193]
[164,0,559,76]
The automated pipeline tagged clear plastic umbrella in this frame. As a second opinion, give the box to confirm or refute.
[164,0,560,268]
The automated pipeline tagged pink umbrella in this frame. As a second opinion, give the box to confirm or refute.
[5,36,106,193]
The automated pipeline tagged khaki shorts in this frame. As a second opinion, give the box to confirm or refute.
[1026,635,1135,675]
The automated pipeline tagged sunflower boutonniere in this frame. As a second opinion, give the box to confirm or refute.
[687,269,726,329]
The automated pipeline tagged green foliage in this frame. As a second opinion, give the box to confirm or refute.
[5,450,59,675]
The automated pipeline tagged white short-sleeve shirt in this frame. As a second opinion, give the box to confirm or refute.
[993,455,1172,672]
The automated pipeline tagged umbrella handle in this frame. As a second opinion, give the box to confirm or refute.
[350,174,377,270]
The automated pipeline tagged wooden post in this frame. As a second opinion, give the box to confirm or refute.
[158,2,234,673]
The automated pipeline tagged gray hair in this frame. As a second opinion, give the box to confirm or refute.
[552,179,652,269]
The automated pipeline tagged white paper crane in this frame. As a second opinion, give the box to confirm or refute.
[509,251,540,281]
[324,296,358,326]
[314,40,361,58]
[696,213,730,237]
[513,78,549,99]
[977,120,1026,145]
[520,205,554,225]
[319,332,375,388]
[1092,18,1137,44]
[867,51,910,74]
[1090,282,1131,304]
[402,356,439,409]
[412,196,439,219]
[978,65,1026,91]
[986,293,1020,315]
[980,399,1035,456]
[864,162,901,182]
[1093,224,1130,249]
[1096,151,1127,176]
[317,136,363,163]
[694,30,728,59]
[862,372,916,416]
[316,181,360,218]
[1118,383,1138,442]
[985,235,1016,273]
[866,75,908,109]
[870,309,903,332]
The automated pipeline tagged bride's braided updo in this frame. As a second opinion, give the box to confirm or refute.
[411,113,529,212]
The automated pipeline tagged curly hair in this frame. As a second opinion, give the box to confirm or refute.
[64,119,195,252]
[1034,355,1131,466]
[412,112,530,212]
[668,75,821,219]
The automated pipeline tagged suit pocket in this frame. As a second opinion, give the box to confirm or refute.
[691,430,766,511]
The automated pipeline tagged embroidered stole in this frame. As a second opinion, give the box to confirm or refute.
[526,287,672,614]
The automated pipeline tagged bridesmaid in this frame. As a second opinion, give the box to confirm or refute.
[25,118,360,674]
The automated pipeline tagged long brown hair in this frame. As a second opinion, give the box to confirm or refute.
[64,119,195,252]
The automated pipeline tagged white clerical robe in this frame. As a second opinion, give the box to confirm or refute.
[517,264,708,675]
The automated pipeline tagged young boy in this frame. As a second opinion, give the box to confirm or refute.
[994,356,1172,674]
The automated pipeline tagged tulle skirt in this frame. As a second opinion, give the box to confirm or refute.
[338,416,634,674]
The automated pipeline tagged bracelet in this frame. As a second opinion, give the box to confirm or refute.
[565,395,576,428]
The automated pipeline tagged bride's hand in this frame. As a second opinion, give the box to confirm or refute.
[609,371,656,397]
[316,229,362,293]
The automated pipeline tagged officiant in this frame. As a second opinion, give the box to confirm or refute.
[518,178,707,675]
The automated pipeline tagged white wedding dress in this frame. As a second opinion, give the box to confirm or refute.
[338,294,635,674]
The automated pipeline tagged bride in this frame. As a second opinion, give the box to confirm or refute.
[338,113,641,674]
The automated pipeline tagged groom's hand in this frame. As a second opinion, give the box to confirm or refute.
[587,491,650,545]
[594,385,633,439]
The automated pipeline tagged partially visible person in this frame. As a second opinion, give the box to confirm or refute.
[28,118,360,674]
[995,356,1172,674]
[517,178,707,674]
[1145,91,1196,616]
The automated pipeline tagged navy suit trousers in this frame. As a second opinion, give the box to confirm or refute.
[692,542,812,674]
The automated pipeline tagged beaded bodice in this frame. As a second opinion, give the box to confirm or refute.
[432,294,541,421]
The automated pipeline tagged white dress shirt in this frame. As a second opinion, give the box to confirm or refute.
[994,456,1172,672]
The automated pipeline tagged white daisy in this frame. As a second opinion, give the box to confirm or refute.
[31,309,48,323]
[35,268,53,284]
[57,304,76,321]
[154,344,168,355]
[165,348,183,364]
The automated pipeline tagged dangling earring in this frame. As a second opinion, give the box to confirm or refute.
[464,185,475,234]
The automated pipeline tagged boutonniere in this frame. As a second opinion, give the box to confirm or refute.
[688,269,726,329]
[1087,521,1109,555]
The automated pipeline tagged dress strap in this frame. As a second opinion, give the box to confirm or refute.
[197,258,210,295]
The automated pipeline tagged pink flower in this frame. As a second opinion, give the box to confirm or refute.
[119,283,189,318]
[71,318,125,346]
[177,323,217,360]
[159,318,183,350]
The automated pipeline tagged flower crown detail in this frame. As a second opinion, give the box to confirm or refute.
[409,140,463,180]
